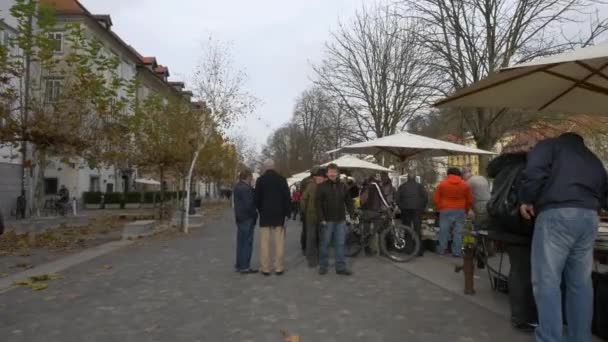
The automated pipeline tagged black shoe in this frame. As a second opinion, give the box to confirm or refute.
[239,269,259,274]
[261,271,271,276]
[336,269,353,276]
[275,271,284,276]
[319,268,328,275]
[512,322,537,333]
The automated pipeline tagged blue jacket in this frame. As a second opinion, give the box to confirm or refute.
[519,133,608,213]
[233,181,257,223]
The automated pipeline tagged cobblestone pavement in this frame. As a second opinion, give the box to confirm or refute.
[0,209,534,342]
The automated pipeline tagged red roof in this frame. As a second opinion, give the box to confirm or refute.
[441,134,464,144]
[155,65,169,77]
[40,0,86,14]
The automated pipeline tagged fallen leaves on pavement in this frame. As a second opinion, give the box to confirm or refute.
[13,273,61,291]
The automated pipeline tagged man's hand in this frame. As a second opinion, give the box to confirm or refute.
[467,210,475,219]
[520,204,535,220]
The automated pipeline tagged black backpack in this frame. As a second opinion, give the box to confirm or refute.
[486,158,533,236]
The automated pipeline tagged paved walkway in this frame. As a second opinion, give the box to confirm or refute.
[0,209,535,342]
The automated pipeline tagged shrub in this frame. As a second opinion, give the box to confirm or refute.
[124,192,142,204]
[103,192,123,204]
[83,192,103,204]
[143,192,157,204]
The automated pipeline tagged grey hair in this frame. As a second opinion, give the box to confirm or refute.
[263,159,275,171]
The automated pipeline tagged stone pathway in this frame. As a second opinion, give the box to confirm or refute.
[0,209,535,342]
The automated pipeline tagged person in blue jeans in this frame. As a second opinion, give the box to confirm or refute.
[233,169,259,274]
[315,163,355,276]
[434,168,473,257]
[520,133,608,342]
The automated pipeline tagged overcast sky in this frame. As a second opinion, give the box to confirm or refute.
[81,0,369,147]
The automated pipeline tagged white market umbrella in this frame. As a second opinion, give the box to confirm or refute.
[321,155,394,173]
[287,171,310,187]
[135,178,161,186]
[435,42,608,114]
[330,132,495,160]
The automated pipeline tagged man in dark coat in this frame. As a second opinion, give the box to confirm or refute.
[233,169,258,274]
[316,163,355,275]
[255,159,291,276]
[520,133,608,341]
[397,173,428,256]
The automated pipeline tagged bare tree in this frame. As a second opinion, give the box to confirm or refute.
[193,35,259,131]
[397,0,608,172]
[185,35,259,231]
[313,4,437,140]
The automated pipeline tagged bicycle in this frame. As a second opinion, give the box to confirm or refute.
[346,207,421,262]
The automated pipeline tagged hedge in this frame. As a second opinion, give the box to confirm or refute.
[103,192,123,204]
[83,192,103,204]
[124,192,142,204]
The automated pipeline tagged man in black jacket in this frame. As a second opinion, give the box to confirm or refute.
[316,163,355,275]
[397,173,428,256]
[360,175,387,255]
[520,133,608,341]
[255,160,291,276]
[233,169,258,274]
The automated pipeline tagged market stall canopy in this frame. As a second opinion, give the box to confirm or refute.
[329,132,495,159]
[287,171,310,187]
[321,155,394,172]
[135,178,160,185]
[435,42,608,114]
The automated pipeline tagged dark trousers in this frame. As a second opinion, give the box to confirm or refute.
[235,219,255,271]
[292,202,300,220]
[401,209,424,256]
[305,222,319,267]
[301,217,307,252]
[506,244,538,325]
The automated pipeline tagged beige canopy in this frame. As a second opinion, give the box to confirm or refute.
[329,131,495,160]
[435,42,608,114]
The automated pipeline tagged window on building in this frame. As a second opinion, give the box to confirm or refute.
[0,30,8,46]
[44,178,58,195]
[48,32,64,53]
[44,78,62,103]
[106,183,114,193]
[90,176,100,192]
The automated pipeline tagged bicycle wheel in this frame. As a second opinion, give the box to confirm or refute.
[345,223,363,257]
[380,223,420,263]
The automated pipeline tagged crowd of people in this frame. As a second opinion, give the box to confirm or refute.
[232,132,607,341]
[232,158,485,276]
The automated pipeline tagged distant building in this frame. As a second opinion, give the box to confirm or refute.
[0,0,195,216]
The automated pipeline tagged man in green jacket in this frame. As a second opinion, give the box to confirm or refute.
[301,167,326,267]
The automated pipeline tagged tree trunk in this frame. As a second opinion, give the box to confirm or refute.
[182,150,200,234]
[33,149,47,217]
[159,165,165,220]
[20,9,34,217]
[475,138,495,177]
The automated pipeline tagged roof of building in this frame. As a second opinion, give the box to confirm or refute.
[42,0,188,99]
[40,0,86,14]
[155,65,170,78]
[92,14,113,28]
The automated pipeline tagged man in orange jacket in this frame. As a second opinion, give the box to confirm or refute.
[434,167,473,257]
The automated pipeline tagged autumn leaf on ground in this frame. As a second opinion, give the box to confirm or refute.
[103,265,113,270]
[31,283,49,291]
[0,273,8,278]
[13,280,32,286]
[29,274,61,282]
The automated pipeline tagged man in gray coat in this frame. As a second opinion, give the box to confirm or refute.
[462,167,491,230]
